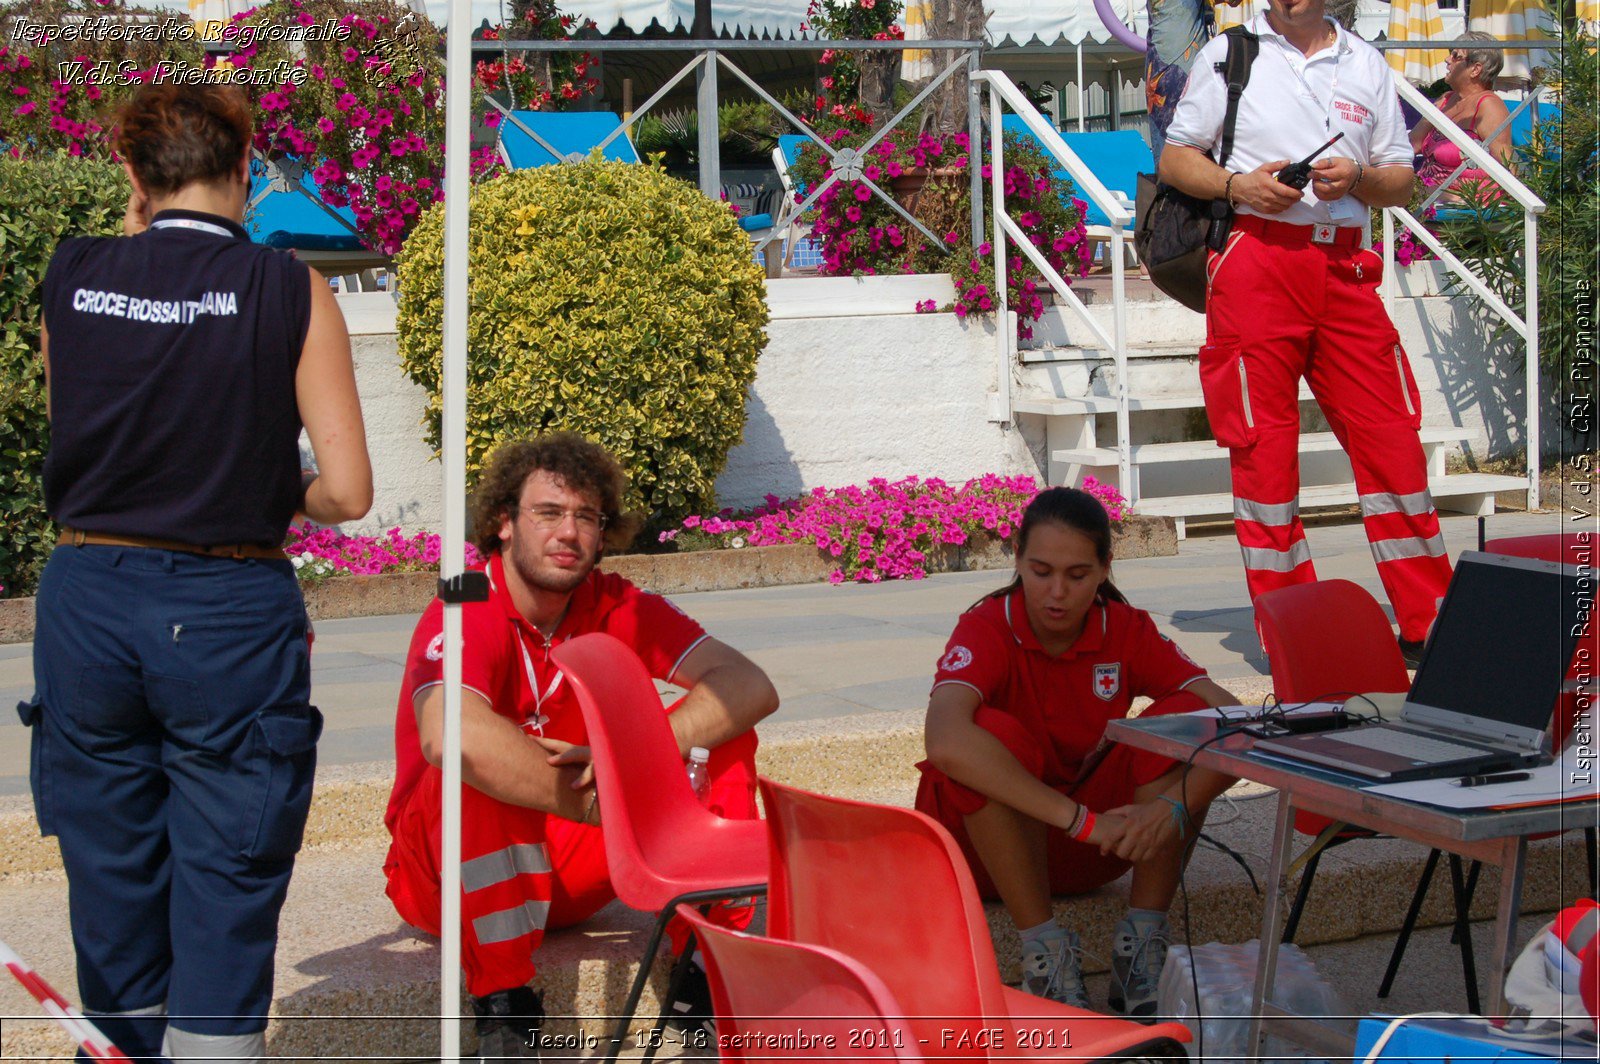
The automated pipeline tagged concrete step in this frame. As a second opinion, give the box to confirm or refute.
[1014,382,1317,416]
[764,274,957,320]
[1051,427,1473,469]
[3,696,1588,1061]
[1135,473,1528,524]
[1018,340,1195,365]
[1029,293,1206,350]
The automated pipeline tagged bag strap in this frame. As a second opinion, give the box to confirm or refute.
[1215,26,1260,170]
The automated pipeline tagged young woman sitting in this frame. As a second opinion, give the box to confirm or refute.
[917,487,1238,1019]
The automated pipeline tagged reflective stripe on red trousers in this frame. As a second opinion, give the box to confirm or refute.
[384,729,759,997]
[1200,228,1452,642]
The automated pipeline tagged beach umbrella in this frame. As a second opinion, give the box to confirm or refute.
[187,0,248,37]
[1387,0,1449,83]
[903,0,934,82]
[1469,0,1556,82]
[1212,0,1266,33]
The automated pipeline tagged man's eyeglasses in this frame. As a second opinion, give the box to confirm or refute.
[520,505,608,532]
[1448,51,1468,62]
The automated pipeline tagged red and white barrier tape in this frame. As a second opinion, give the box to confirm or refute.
[0,938,130,1060]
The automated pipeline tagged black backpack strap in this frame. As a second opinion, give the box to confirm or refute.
[1214,26,1260,170]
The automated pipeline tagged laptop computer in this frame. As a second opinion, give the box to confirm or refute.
[1252,551,1582,783]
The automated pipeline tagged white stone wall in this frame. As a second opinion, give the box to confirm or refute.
[311,293,442,536]
[711,275,1043,508]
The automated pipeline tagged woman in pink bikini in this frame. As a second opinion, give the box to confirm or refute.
[1409,32,1514,199]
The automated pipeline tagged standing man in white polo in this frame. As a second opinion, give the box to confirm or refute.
[1158,0,1451,665]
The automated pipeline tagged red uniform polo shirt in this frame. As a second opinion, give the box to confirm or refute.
[385,552,708,833]
[931,589,1207,785]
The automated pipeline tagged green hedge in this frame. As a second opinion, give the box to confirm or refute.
[0,155,129,597]
[395,158,769,529]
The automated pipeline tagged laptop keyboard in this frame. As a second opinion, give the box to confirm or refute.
[1325,726,1486,763]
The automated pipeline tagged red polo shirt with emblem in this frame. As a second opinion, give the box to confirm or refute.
[930,588,1207,784]
[384,552,708,833]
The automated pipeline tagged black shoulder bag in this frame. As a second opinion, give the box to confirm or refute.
[1133,27,1260,313]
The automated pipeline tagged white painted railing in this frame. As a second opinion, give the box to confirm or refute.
[970,70,1136,497]
[1385,73,1546,509]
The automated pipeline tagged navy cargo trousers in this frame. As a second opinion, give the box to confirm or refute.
[20,545,320,1060]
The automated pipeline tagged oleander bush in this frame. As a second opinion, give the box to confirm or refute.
[0,154,129,597]
[1448,28,1598,388]
[394,157,769,527]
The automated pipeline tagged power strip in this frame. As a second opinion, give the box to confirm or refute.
[1237,711,1350,739]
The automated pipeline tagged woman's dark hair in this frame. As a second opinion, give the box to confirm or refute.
[469,432,640,557]
[114,85,253,198]
[981,486,1127,606]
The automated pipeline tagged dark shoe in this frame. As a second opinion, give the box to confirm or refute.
[664,956,717,1049]
[1399,637,1427,670]
[472,986,544,1060]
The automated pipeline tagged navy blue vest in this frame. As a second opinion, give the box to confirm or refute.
[42,209,313,547]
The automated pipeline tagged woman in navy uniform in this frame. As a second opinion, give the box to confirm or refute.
[24,84,372,1061]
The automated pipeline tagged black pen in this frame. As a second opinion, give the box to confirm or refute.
[1454,771,1532,788]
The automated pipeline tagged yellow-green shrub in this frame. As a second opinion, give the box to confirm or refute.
[395,159,768,525]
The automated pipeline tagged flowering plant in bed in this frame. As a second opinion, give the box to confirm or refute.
[284,523,481,583]
[790,127,1092,337]
[657,474,1129,584]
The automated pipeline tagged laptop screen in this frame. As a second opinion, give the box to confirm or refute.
[1407,551,1583,736]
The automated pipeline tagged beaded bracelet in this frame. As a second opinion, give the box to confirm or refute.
[1224,171,1239,209]
[1351,161,1366,189]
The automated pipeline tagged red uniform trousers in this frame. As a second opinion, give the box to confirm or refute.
[915,690,1203,901]
[1201,216,1452,642]
[384,731,759,998]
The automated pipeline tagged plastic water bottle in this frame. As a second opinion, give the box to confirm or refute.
[685,746,711,803]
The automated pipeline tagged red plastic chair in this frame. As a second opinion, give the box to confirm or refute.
[551,633,768,1063]
[1254,579,1480,1010]
[1483,531,1592,565]
[758,778,1191,1061]
[674,904,922,1062]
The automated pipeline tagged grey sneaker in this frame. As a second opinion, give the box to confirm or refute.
[1019,929,1089,1009]
[1109,918,1171,1022]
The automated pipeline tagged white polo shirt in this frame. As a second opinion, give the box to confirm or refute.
[1165,14,1413,227]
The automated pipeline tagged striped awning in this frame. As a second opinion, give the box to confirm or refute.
[1469,0,1555,83]
[1386,0,1448,84]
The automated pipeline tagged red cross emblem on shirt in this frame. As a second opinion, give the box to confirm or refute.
[1092,663,1121,702]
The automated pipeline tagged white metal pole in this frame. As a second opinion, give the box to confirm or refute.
[440,0,473,1058]
[1382,208,1395,317]
[1076,45,1086,132]
[1524,214,1540,511]
[989,86,1011,422]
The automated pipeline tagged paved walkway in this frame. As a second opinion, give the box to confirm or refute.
[0,510,1566,798]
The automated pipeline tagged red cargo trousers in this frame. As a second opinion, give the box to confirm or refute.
[1200,215,1452,642]
[385,730,759,997]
